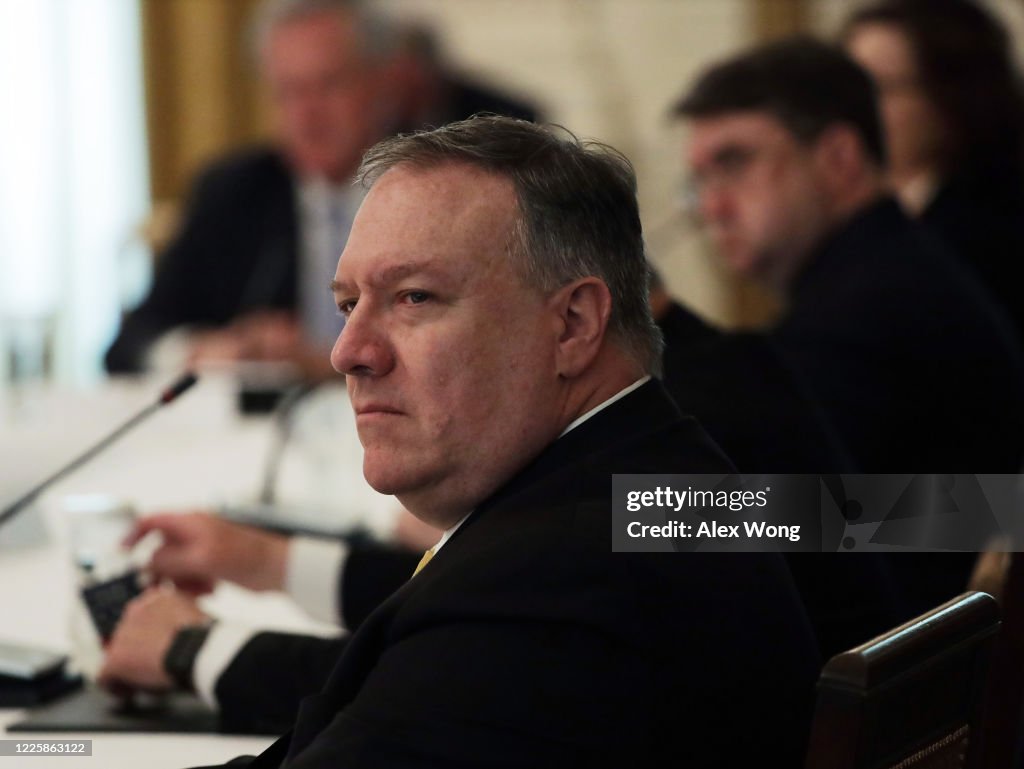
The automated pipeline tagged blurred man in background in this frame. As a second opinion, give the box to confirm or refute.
[104,0,538,377]
[662,37,1024,616]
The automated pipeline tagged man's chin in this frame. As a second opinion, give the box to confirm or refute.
[362,467,400,496]
[362,455,416,497]
[718,244,756,276]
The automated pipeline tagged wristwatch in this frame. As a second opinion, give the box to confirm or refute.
[162,623,214,692]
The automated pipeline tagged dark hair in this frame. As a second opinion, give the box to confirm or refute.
[674,36,887,167]
[843,0,1024,175]
[358,115,663,375]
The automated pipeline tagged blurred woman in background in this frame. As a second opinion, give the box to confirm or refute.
[844,0,1024,338]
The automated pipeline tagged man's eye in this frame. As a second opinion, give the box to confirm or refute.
[714,147,756,176]
[338,299,357,316]
[402,291,431,305]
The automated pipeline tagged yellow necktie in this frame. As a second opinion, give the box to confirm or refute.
[412,548,434,578]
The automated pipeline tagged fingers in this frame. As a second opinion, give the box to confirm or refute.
[124,512,220,585]
[188,327,251,364]
[123,513,288,592]
[122,511,203,548]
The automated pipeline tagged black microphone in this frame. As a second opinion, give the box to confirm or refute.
[0,372,199,529]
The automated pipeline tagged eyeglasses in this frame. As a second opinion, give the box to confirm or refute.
[680,144,764,217]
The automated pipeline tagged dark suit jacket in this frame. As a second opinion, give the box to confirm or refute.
[216,544,419,735]
[658,302,855,474]
[659,302,900,661]
[776,198,1024,473]
[203,381,820,768]
[105,149,299,373]
[920,165,1024,346]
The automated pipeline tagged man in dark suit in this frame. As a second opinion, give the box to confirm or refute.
[664,37,1024,616]
[105,0,538,375]
[100,115,819,768]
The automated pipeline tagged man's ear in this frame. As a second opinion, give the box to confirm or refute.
[550,277,613,378]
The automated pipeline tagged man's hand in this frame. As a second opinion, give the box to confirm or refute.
[98,587,208,693]
[187,309,294,363]
[126,512,289,593]
[187,311,340,382]
[188,311,302,364]
[186,327,249,364]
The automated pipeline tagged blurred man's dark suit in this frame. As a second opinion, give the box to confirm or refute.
[657,301,901,662]
[196,380,820,768]
[921,164,1024,346]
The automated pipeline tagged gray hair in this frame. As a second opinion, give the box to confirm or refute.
[248,0,398,66]
[358,115,664,376]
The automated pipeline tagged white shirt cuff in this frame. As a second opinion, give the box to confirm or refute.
[193,623,259,709]
[285,536,349,626]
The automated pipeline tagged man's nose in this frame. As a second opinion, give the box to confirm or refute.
[697,185,733,224]
[330,306,394,377]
